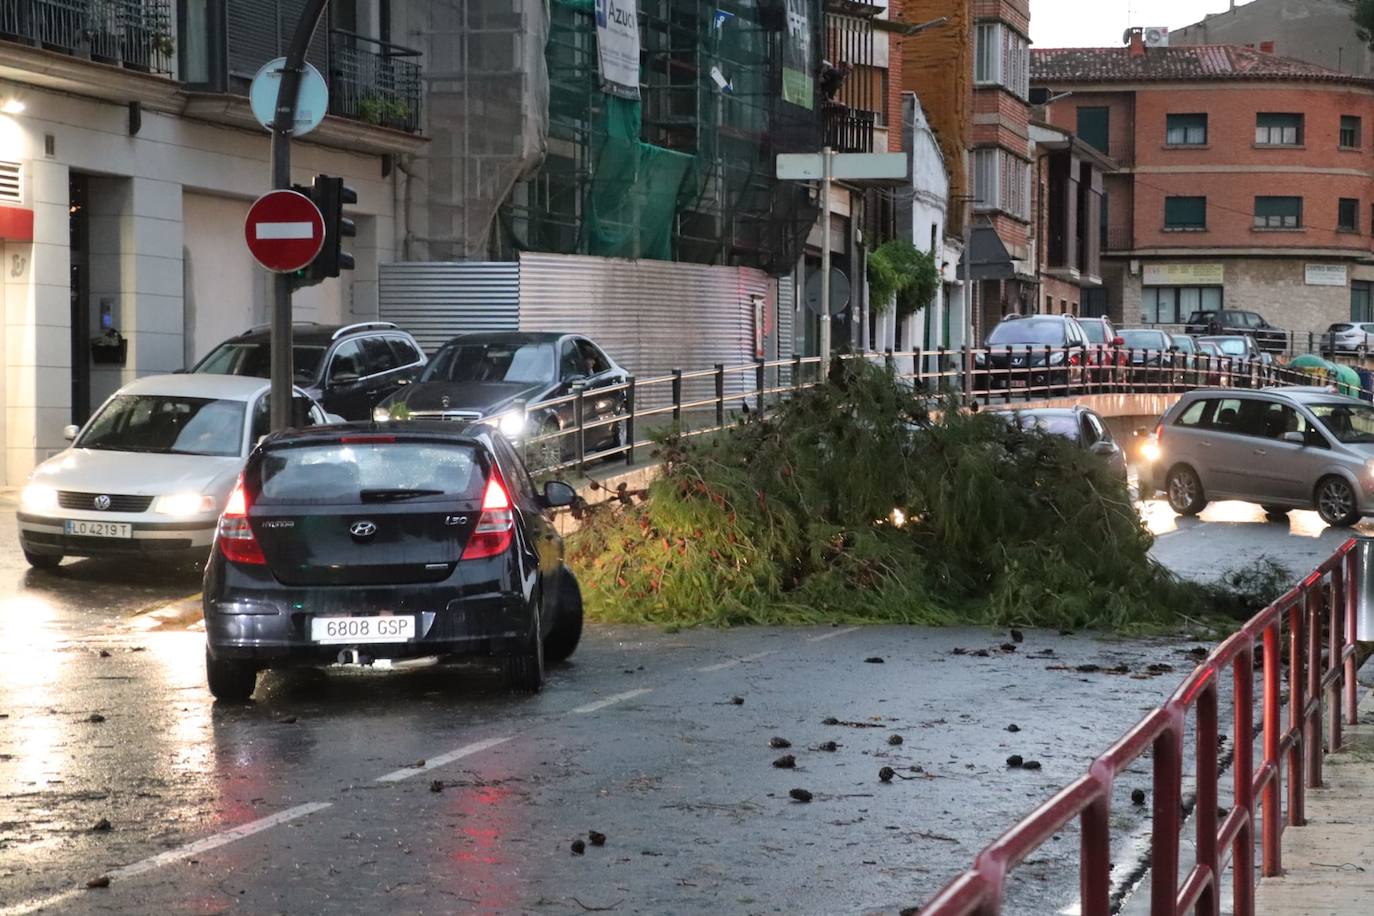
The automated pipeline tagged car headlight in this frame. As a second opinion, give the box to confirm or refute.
[1048,351,1066,365]
[373,405,391,422]
[480,410,528,439]
[21,483,58,512]
[1141,441,1162,464]
[974,353,987,367]
[153,492,216,517]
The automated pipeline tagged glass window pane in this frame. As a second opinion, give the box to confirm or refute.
[1202,288,1223,310]
[1077,107,1110,154]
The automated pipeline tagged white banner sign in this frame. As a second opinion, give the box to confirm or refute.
[596,0,640,99]
[1305,264,1347,287]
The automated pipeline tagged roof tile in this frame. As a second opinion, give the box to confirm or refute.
[1031,45,1371,85]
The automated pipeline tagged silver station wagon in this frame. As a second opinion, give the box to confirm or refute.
[1148,386,1374,527]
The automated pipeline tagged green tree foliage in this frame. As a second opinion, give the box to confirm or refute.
[568,362,1211,629]
[867,240,940,318]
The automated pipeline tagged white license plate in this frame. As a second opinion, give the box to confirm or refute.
[1010,379,1028,388]
[311,615,415,644]
[64,520,133,539]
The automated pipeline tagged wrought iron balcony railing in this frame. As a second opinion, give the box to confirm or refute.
[0,0,174,74]
[822,101,877,154]
[328,30,422,133]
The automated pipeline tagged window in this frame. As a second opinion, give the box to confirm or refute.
[972,148,997,209]
[387,337,423,367]
[1175,400,1208,428]
[1255,113,1303,146]
[974,23,1030,98]
[359,337,400,375]
[972,148,1030,219]
[1166,114,1207,146]
[1353,281,1374,322]
[1143,286,1223,324]
[1100,193,1109,251]
[1254,196,1302,229]
[1164,196,1207,230]
[1341,115,1362,149]
[328,340,365,382]
[1339,198,1360,231]
[1077,107,1110,154]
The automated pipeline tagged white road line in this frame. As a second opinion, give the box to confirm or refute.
[571,688,653,714]
[375,736,513,783]
[807,626,861,643]
[695,649,778,672]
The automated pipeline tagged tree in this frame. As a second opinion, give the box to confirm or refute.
[867,239,940,318]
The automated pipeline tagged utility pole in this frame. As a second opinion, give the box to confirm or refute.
[269,0,329,431]
[819,146,833,376]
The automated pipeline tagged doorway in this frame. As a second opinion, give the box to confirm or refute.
[69,173,91,424]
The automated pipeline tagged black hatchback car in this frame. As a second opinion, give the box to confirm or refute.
[202,423,583,701]
[377,332,628,465]
[192,322,427,420]
[974,315,1090,393]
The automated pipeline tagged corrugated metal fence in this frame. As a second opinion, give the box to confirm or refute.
[378,261,519,352]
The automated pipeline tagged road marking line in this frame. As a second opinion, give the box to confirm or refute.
[375,736,513,783]
[696,649,778,672]
[107,802,333,881]
[807,626,861,643]
[571,688,653,714]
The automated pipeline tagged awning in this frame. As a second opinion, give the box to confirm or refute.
[958,224,1016,280]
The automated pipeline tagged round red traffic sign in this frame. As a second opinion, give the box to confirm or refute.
[244,190,325,273]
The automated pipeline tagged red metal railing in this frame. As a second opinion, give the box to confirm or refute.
[916,540,1362,916]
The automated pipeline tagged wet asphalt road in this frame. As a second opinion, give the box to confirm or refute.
[0,492,1362,915]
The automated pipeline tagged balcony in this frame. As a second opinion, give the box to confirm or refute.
[823,101,876,154]
[1104,227,1134,252]
[0,0,174,74]
[328,30,422,133]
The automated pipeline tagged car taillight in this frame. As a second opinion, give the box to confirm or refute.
[1069,353,1081,366]
[461,475,515,560]
[217,475,266,565]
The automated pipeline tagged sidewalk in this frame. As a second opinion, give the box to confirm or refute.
[1253,688,1374,914]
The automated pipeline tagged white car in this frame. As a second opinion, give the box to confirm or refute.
[17,374,338,569]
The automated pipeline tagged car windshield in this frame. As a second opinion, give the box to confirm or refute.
[1081,322,1109,344]
[1119,330,1168,349]
[1015,413,1079,439]
[195,342,327,384]
[1308,402,1374,444]
[1208,338,1249,356]
[421,342,557,384]
[257,441,485,504]
[1199,343,1223,356]
[77,395,246,456]
[986,319,1067,347]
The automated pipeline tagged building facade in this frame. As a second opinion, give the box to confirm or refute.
[0,1,423,485]
[1029,119,1113,317]
[1034,36,1374,340]
[1174,0,1373,77]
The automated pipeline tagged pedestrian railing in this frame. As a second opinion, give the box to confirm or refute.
[518,346,1371,476]
[913,540,1362,916]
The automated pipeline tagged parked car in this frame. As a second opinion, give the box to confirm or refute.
[201,422,583,700]
[1320,322,1374,356]
[974,315,1090,394]
[377,332,629,466]
[191,321,426,421]
[1078,316,1127,381]
[1177,335,1225,386]
[1148,386,1374,527]
[1004,407,1128,480]
[1117,328,1178,387]
[1183,309,1286,354]
[1197,335,1262,387]
[17,375,337,570]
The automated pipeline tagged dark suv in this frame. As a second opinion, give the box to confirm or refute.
[202,422,583,700]
[192,322,426,420]
[1183,310,1286,354]
[974,315,1091,393]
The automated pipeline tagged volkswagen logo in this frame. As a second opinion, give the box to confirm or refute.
[93,495,111,511]
[440,395,451,409]
[349,520,377,540]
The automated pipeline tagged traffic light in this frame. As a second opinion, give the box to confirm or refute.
[307,174,356,283]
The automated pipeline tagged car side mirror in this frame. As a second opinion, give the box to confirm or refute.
[330,372,361,388]
[1281,431,1305,445]
[1088,441,1116,456]
[542,480,577,508]
[62,424,80,442]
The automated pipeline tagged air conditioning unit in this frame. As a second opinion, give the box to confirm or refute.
[1143,27,1170,48]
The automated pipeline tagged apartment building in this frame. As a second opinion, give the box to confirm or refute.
[0,1,421,483]
[1034,35,1374,338]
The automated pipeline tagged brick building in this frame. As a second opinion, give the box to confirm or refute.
[1034,35,1374,341]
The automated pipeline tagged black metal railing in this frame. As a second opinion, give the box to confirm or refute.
[1104,226,1134,252]
[328,29,422,132]
[0,0,174,75]
[822,101,876,153]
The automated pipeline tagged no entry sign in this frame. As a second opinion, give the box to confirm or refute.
[244,190,325,273]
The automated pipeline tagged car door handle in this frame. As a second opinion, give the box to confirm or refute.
[1200,440,1212,448]
[1253,448,1267,456]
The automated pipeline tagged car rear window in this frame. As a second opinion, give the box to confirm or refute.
[256,440,485,504]
[1118,330,1167,349]
[1081,321,1109,344]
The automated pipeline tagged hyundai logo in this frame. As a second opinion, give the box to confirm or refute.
[440,395,451,409]
[349,520,377,539]
[93,495,111,511]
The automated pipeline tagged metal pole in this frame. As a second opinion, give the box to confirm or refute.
[269,0,329,432]
[961,217,973,403]
[819,146,833,378]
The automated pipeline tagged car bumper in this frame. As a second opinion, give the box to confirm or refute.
[204,587,534,664]
[17,512,215,557]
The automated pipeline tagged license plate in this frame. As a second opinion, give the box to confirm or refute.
[311,615,415,644]
[64,520,132,539]
[1010,380,1028,388]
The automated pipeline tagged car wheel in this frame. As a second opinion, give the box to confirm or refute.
[1315,476,1362,528]
[544,566,584,665]
[23,550,63,571]
[505,608,545,693]
[205,648,257,702]
[1166,465,1207,516]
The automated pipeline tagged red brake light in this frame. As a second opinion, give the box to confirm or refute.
[217,476,266,565]
[462,474,514,560]
[340,435,396,444]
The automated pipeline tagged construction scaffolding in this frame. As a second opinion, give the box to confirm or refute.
[498,0,823,276]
